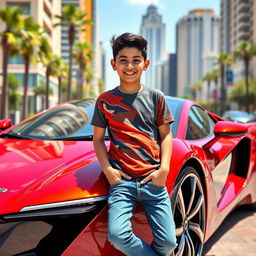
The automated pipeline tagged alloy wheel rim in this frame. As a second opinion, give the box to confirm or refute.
[173,173,205,256]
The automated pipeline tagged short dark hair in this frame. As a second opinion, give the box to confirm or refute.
[111,33,148,60]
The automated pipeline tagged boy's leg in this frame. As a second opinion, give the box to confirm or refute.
[141,181,177,256]
[108,178,159,256]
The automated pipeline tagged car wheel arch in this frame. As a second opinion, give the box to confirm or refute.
[170,165,206,255]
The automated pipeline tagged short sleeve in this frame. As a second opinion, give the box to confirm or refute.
[156,93,174,127]
[91,99,108,128]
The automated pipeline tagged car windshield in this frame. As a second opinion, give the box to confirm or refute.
[6,97,181,141]
[166,97,182,138]
[8,99,96,140]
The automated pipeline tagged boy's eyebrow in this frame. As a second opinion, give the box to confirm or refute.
[117,55,142,59]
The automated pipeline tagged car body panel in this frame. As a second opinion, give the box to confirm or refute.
[0,97,256,255]
[0,139,109,215]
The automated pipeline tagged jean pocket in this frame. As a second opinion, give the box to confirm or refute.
[148,181,166,189]
[109,179,123,187]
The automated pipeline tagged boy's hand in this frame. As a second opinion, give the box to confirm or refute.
[104,166,131,185]
[141,167,169,187]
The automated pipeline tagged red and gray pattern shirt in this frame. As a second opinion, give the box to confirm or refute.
[91,86,174,178]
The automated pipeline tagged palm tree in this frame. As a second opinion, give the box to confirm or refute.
[8,74,21,116]
[38,35,56,109]
[233,41,256,113]
[54,57,68,104]
[18,16,41,119]
[216,53,233,114]
[202,72,213,102]
[55,3,91,101]
[190,80,203,102]
[0,5,24,119]
[210,69,220,114]
[73,41,93,99]
[33,81,53,111]
[84,66,94,96]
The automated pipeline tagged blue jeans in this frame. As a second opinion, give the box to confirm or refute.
[108,177,177,256]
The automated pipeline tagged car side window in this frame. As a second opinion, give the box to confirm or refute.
[186,106,215,140]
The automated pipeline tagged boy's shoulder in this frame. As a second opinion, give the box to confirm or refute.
[143,86,165,99]
[97,87,117,100]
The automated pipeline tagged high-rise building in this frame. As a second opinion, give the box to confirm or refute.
[176,9,220,97]
[140,4,166,89]
[169,53,177,96]
[155,54,177,97]
[0,0,61,117]
[220,0,256,81]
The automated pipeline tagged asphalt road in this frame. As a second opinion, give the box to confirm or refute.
[203,206,256,256]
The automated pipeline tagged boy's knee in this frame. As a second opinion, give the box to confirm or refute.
[165,238,177,252]
[153,236,177,255]
[108,228,124,247]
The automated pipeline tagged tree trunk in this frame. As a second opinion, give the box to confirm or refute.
[22,55,30,120]
[214,78,218,114]
[1,36,10,119]
[207,81,210,102]
[220,65,226,115]
[58,76,62,104]
[244,58,250,113]
[67,25,75,101]
[45,67,51,109]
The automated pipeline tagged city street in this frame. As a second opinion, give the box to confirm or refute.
[203,206,256,256]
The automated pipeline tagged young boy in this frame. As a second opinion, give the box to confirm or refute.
[91,33,176,256]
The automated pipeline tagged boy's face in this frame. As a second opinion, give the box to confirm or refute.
[111,47,150,85]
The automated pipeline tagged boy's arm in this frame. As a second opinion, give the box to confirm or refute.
[141,123,172,186]
[93,126,131,185]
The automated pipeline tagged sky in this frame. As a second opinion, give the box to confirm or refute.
[98,0,220,90]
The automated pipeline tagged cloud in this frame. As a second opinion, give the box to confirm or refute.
[127,0,159,5]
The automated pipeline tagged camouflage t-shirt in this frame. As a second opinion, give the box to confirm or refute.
[91,86,174,178]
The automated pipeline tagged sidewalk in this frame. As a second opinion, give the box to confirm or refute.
[203,206,256,256]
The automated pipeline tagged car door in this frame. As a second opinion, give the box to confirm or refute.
[185,105,242,208]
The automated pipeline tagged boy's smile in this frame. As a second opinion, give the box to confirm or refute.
[111,47,150,89]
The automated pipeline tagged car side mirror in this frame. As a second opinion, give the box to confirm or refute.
[203,121,248,149]
[213,120,248,136]
[0,119,12,131]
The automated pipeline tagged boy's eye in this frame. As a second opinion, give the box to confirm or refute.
[133,59,141,64]
[119,59,128,64]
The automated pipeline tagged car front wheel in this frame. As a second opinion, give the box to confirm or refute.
[171,166,206,256]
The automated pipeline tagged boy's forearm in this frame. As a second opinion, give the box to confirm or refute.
[93,139,112,171]
[160,132,172,172]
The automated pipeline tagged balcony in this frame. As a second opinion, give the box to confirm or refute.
[237,10,251,20]
[237,20,251,30]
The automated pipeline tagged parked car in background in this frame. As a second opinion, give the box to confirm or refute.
[0,97,256,256]
[222,110,256,123]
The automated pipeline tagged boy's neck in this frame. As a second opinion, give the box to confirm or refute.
[118,83,144,94]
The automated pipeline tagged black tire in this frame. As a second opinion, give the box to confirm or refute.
[171,166,206,256]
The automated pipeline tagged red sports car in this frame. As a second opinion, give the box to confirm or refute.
[0,97,256,256]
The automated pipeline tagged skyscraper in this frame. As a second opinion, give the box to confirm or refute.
[220,0,256,81]
[176,9,220,97]
[140,4,166,89]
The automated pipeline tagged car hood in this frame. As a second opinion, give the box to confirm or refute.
[0,138,109,215]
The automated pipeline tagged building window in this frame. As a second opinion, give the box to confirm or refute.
[7,2,31,15]
[8,55,24,65]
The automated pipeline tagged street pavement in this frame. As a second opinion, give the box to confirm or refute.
[203,206,256,256]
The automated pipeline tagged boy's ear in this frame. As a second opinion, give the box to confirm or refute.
[110,59,117,70]
[143,60,150,70]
